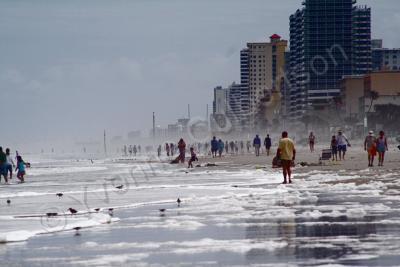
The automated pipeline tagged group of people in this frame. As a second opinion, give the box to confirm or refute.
[123,145,141,157]
[0,147,26,184]
[364,130,389,167]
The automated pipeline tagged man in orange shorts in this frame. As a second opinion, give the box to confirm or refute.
[364,131,377,167]
[276,131,296,184]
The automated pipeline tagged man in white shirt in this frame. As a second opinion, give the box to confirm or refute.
[336,130,351,160]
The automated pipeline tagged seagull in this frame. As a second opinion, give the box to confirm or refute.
[115,185,124,190]
[108,208,114,216]
[56,193,63,198]
[68,208,78,214]
[74,227,81,236]
[159,208,166,212]
[177,198,181,207]
[94,208,100,212]
[6,199,11,205]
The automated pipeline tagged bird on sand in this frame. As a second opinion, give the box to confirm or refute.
[94,208,100,212]
[6,199,11,205]
[68,208,78,214]
[56,193,63,198]
[159,208,166,213]
[108,208,114,216]
[177,198,182,207]
[115,185,124,189]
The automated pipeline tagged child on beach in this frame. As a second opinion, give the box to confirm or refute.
[331,135,338,161]
[188,147,198,168]
[16,156,26,183]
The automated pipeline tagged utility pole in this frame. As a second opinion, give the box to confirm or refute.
[206,104,209,126]
[152,112,156,143]
[103,129,107,156]
[188,104,191,119]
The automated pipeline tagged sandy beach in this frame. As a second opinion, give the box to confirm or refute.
[0,144,399,266]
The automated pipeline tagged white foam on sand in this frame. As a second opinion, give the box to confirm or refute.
[0,213,117,243]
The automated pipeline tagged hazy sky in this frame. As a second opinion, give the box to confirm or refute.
[0,0,399,147]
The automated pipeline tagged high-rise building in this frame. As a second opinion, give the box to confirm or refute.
[288,0,371,120]
[213,86,228,115]
[372,39,400,71]
[241,34,287,130]
[352,6,372,75]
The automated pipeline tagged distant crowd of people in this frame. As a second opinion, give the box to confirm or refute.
[0,147,26,184]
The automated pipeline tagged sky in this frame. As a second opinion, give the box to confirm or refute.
[0,0,399,148]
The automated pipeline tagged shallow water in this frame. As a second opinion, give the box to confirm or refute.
[0,153,400,266]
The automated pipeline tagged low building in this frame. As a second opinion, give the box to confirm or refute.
[341,70,400,120]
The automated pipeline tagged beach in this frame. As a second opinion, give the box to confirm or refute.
[0,144,400,266]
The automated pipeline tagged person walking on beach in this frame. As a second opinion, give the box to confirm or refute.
[229,141,235,155]
[5,148,15,180]
[178,139,186,163]
[253,135,261,157]
[225,141,229,154]
[211,136,219,158]
[246,141,251,153]
[165,143,170,157]
[331,135,338,161]
[218,139,224,157]
[309,132,316,153]
[364,131,377,167]
[133,145,137,156]
[0,147,9,184]
[16,155,26,183]
[376,131,388,167]
[276,131,296,184]
[234,141,239,155]
[240,141,244,154]
[264,134,272,156]
[336,130,351,161]
[157,145,162,157]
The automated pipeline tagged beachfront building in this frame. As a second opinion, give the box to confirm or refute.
[288,0,371,122]
[241,34,287,131]
[341,71,400,133]
[213,86,228,115]
[372,40,400,71]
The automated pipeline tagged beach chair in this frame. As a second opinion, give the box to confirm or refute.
[319,149,332,164]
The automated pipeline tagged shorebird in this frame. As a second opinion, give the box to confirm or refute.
[94,208,100,212]
[177,198,181,207]
[115,185,124,189]
[68,208,78,214]
[6,199,11,205]
[108,208,114,216]
[74,227,81,236]
[46,212,58,217]
[159,208,166,213]
[56,193,63,198]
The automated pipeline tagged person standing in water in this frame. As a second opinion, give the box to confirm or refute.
[16,155,26,183]
[309,132,316,152]
[188,147,198,168]
[276,131,296,184]
[165,143,170,157]
[364,131,377,167]
[178,139,186,163]
[0,147,9,184]
[376,131,388,166]
[5,148,15,180]
[264,134,272,156]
